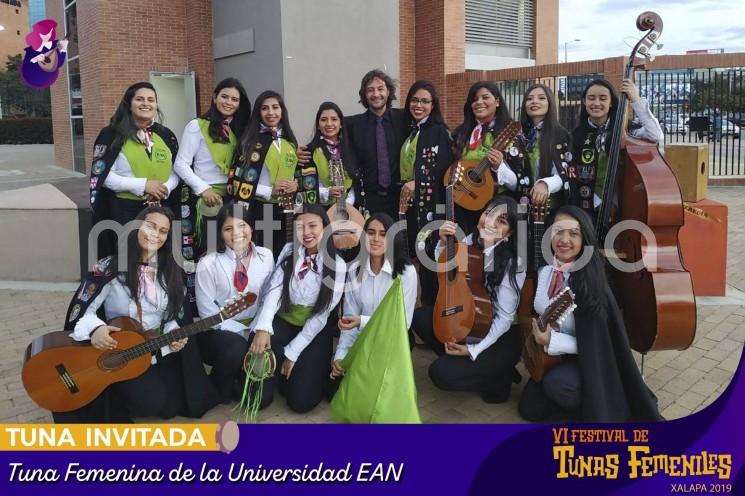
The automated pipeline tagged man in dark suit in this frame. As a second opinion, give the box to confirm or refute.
[345,69,408,220]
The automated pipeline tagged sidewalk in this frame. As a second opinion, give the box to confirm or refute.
[0,186,743,424]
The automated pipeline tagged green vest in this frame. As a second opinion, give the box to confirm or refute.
[460,131,494,161]
[313,147,352,205]
[197,118,236,175]
[277,303,314,328]
[117,134,173,200]
[399,132,419,181]
[260,139,298,204]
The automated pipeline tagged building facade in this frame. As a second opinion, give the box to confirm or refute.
[0,0,28,66]
[47,0,558,171]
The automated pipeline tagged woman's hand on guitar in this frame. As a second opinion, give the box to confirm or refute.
[486,149,504,170]
[329,186,345,199]
[91,325,119,350]
[201,187,223,207]
[444,341,469,356]
[169,337,188,353]
[438,220,457,243]
[338,315,361,331]
[280,358,295,379]
[249,330,271,355]
[531,318,551,346]
[330,359,345,378]
[530,181,549,205]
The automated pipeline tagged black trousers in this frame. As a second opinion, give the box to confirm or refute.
[252,200,288,257]
[197,329,249,403]
[51,353,184,423]
[518,360,581,421]
[267,315,334,413]
[363,192,399,220]
[411,305,522,399]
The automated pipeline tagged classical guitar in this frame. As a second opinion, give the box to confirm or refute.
[518,203,549,337]
[443,121,522,211]
[22,292,256,412]
[278,189,300,244]
[522,286,576,382]
[433,165,477,343]
[326,156,365,250]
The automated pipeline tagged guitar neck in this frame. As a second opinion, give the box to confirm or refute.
[285,212,294,243]
[122,313,226,361]
[533,220,545,270]
[445,185,455,262]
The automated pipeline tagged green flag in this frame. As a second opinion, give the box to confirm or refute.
[330,277,422,423]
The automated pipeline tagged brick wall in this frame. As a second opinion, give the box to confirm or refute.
[398,0,416,101]
[48,0,215,172]
[534,0,558,65]
[46,0,71,169]
[0,0,28,64]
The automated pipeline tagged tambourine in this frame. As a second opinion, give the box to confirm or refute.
[242,349,277,381]
[201,201,222,217]
[215,420,240,453]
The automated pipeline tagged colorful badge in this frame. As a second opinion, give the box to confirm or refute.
[93,144,108,160]
[68,304,81,322]
[181,205,190,218]
[182,246,194,260]
[303,176,317,190]
[579,185,592,198]
[181,220,193,234]
[92,160,106,175]
[250,151,261,163]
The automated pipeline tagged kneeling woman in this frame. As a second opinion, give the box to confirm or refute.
[250,204,346,412]
[331,213,418,380]
[518,205,662,422]
[411,196,526,403]
[195,202,274,403]
[58,205,219,422]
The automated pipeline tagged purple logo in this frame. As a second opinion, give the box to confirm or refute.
[20,19,68,89]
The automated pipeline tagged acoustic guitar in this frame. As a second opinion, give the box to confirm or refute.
[518,203,549,337]
[279,189,300,244]
[326,157,365,250]
[522,286,576,382]
[22,292,256,412]
[443,121,522,211]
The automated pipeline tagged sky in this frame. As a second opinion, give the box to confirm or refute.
[558,0,745,62]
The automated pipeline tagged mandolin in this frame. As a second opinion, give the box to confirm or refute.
[522,286,576,382]
[22,293,256,412]
[443,121,522,211]
[326,157,365,250]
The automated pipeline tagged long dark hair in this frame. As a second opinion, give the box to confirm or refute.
[279,204,338,317]
[404,80,446,127]
[215,201,256,253]
[109,82,163,150]
[201,78,251,143]
[307,101,359,178]
[452,81,511,156]
[363,212,412,277]
[519,83,569,178]
[358,69,398,109]
[475,196,520,297]
[240,90,298,155]
[551,205,607,314]
[579,79,619,128]
[122,205,184,320]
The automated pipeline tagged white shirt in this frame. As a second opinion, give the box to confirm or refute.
[195,244,275,334]
[434,234,526,360]
[629,98,664,143]
[534,265,576,356]
[173,119,230,195]
[103,151,180,198]
[334,259,418,360]
[252,243,347,362]
[72,275,179,357]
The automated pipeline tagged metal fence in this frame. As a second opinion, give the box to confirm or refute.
[493,67,745,177]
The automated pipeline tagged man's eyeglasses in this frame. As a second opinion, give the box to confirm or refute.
[410,98,433,105]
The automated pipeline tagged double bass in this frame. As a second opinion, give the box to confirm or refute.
[600,11,696,354]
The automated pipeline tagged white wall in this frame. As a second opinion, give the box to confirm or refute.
[279,0,401,145]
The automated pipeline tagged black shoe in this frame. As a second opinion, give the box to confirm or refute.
[481,391,510,404]
[512,367,522,384]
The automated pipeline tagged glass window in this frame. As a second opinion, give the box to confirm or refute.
[71,118,85,173]
[64,2,79,59]
[68,58,82,116]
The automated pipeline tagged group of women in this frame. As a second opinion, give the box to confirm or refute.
[58,71,664,424]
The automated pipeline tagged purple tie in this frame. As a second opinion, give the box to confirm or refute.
[376,116,391,189]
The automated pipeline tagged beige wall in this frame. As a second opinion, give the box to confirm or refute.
[535,0,559,65]
[0,0,28,67]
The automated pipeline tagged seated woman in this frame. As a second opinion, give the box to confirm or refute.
[518,205,663,422]
[58,205,219,422]
[195,201,274,403]
[330,212,418,382]
[89,82,180,257]
[173,78,251,257]
[411,196,525,403]
[249,204,346,413]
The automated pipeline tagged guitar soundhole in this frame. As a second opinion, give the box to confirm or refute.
[336,209,349,222]
[99,351,127,371]
[467,169,482,184]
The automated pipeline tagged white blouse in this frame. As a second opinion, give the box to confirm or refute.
[252,243,346,362]
[534,265,576,356]
[72,274,179,357]
[103,152,180,198]
[195,244,275,334]
[173,118,230,195]
[334,259,418,361]
[434,234,526,360]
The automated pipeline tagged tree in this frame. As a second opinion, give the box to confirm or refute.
[0,54,52,117]
[689,72,745,114]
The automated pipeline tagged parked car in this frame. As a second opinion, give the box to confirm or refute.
[657,114,689,135]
